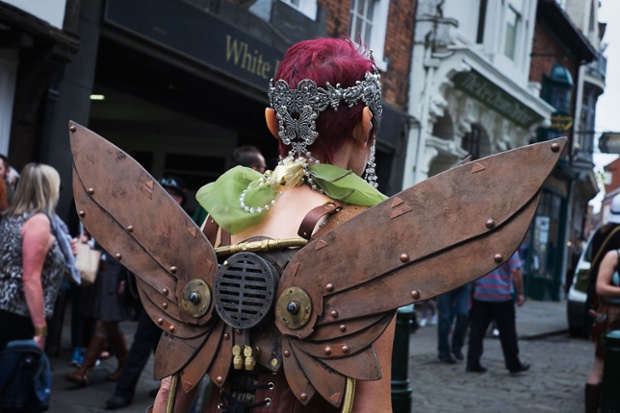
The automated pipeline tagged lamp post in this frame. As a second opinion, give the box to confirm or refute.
[391,305,413,413]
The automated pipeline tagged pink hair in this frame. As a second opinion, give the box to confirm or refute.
[273,37,377,164]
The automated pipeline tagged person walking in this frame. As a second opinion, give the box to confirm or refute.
[466,251,530,374]
[66,238,137,386]
[436,283,471,363]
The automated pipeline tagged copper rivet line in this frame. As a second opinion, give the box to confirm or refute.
[115,253,122,260]
[283,350,290,357]
[69,125,77,133]
[411,290,420,299]
[340,324,347,332]
[485,219,495,229]
[551,142,560,152]
[324,346,332,355]
[326,283,334,292]
[300,393,307,401]
[157,318,164,325]
[236,329,242,335]
[170,266,177,274]
[78,211,85,217]
[169,325,175,333]
[87,188,95,195]
[400,253,410,263]
[163,302,168,309]
[216,376,223,384]
[162,288,169,295]
[494,253,503,263]
[330,310,338,319]
[342,345,350,354]
[223,333,230,340]
[127,225,134,232]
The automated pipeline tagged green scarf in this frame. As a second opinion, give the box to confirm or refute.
[196,163,387,235]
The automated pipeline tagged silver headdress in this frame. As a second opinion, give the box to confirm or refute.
[268,69,383,181]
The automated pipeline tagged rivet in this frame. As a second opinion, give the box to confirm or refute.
[342,345,350,354]
[223,333,230,340]
[216,376,223,384]
[325,283,334,292]
[411,290,420,299]
[87,188,95,195]
[169,325,175,333]
[400,253,410,263]
[170,266,177,274]
[330,310,338,319]
[283,350,290,357]
[551,142,560,152]
[78,210,86,217]
[69,124,77,133]
[163,302,168,309]
[324,346,332,355]
[162,288,169,296]
[157,318,164,325]
[127,225,134,232]
[300,393,307,401]
[494,253,503,263]
[115,253,122,260]
[236,329,242,335]
[339,324,347,332]
[485,219,496,229]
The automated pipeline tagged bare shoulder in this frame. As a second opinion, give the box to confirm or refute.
[22,213,51,236]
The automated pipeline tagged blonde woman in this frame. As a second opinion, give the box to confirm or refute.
[0,163,66,352]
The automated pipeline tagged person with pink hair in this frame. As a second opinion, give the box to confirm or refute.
[151,37,391,413]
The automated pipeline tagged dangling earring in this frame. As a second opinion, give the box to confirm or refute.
[364,144,378,188]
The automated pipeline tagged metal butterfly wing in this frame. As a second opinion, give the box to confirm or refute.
[70,121,565,408]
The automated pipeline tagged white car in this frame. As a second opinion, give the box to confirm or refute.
[566,234,594,337]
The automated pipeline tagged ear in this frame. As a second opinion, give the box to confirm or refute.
[354,106,374,146]
[265,108,279,139]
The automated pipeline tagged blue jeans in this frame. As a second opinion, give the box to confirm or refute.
[437,283,471,358]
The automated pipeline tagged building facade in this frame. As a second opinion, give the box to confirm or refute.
[1,0,416,225]
[404,0,554,190]
[525,0,597,300]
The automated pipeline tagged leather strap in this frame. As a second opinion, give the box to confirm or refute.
[202,215,230,247]
[297,202,342,240]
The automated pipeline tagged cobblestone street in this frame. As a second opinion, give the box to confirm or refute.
[408,330,590,412]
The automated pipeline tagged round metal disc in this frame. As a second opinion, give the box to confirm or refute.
[181,279,211,318]
[275,286,312,330]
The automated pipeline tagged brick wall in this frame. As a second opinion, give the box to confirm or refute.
[319,0,417,112]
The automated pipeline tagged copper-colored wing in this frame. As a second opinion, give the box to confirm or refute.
[274,137,566,405]
[69,121,218,376]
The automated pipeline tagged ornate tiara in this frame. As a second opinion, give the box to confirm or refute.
[267,69,383,160]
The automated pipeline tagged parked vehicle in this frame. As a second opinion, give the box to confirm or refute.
[566,234,594,337]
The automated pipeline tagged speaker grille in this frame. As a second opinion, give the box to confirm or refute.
[214,252,278,329]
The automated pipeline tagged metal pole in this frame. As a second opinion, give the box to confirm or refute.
[391,305,413,413]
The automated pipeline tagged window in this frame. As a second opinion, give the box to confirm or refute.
[476,0,488,44]
[349,0,389,70]
[504,0,523,60]
[462,125,481,160]
[280,0,317,20]
[350,0,375,46]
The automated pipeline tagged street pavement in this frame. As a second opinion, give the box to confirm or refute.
[48,299,593,412]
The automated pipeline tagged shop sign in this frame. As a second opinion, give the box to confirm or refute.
[550,113,573,132]
[105,0,284,91]
[599,132,620,154]
[453,69,544,129]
